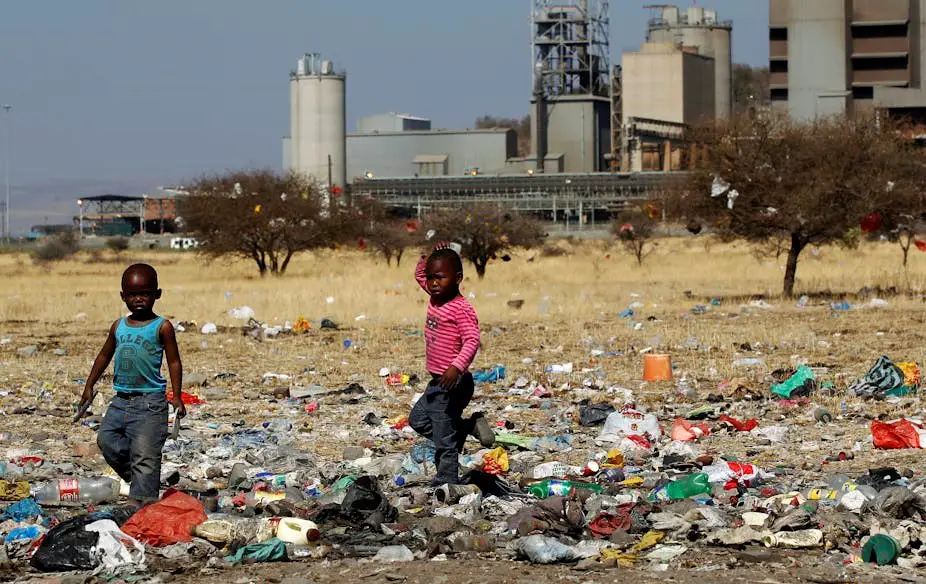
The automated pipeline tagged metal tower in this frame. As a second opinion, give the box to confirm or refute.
[531,0,611,99]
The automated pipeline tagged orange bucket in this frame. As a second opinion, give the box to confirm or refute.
[643,353,673,381]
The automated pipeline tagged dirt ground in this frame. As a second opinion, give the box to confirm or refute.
[2,241,926,582]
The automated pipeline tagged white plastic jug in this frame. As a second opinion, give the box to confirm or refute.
[276,518,320,545]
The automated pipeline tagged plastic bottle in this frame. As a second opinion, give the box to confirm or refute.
[262,419,293,433]
[527,479,604,499]
[649,473,712,502]
[32,477,120,505]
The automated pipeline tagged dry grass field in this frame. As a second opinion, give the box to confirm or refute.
[2,237,926,582]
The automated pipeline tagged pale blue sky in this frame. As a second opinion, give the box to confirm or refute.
[0,0,768,230]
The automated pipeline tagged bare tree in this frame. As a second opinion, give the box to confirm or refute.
[425,204,546,278]
[612,205,659,266]
[355,198,420,267]
[672,113,925,297]
[474,114,531,156]
[181,170,354,277]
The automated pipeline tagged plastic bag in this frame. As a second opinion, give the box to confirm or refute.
[718,414,759,432]
[472,365,506,384]
[482,447,509,475]
[339,476,397,530]
[579,401,616,427]
[3,497,42,521]
[670,418,710,442]
[598,407,661,443]
[871,418,925,450]
[31,515,100,572]
[121,491,207,547]
[771,366,815,398]
[514,535,579,564]
[86,519,146,575]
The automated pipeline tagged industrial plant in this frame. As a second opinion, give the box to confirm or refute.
[281,1,735,225]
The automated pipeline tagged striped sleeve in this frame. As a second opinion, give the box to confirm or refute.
[415,255,428,292]
[449,301,481,373]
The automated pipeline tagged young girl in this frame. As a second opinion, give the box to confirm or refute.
[79,263,185,506]
[409,243,494,486]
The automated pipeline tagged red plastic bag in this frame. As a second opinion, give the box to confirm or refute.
[121,491,207,547]
[671,418,710,442]
[916,240,926,253]
[871,419,924,449]
[180,391,206,405]
[718,414,759,432]
[860,213,883,233]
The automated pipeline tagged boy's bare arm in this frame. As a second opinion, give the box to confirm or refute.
[80,321,118,406]
[161,320,186,418]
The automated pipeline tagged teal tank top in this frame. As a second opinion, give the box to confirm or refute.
[113,317,167,393]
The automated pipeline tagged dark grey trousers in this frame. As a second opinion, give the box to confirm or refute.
[408,373,475,483]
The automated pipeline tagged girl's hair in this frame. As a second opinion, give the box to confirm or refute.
[428,248,463,274]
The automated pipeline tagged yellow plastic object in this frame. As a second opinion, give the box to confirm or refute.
[599,549,637,567]
[632,531,665,553]
[482,447,509,474]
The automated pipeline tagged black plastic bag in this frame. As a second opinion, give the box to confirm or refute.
[579,400,615,427]
[30,515,100,572]
[340,475,396,530]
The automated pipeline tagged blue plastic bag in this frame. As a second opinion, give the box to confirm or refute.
[473,365,506,384]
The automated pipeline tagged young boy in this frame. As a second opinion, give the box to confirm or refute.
[409,243,494,486]
[79,263,185,506]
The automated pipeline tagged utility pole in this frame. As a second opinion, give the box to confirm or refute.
[327,154,333,191]
[3,105,11,241]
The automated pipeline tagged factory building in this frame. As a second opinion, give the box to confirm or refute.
[646,4,733,119]
[529,0,613,173]
[288,53,347,190]
[622,42,716,125]
[346,128,517,180]
[770,0,926,120]
[357,113,432,133]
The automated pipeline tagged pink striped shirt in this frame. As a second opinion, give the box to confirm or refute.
[416,257,481,375]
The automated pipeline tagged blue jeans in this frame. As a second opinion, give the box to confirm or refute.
[97,392,169,501]
[408,374,475,484]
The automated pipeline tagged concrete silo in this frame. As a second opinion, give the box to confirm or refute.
[647,5,733,118]
[289,53,347,190]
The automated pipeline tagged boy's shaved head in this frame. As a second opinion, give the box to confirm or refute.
[122,263,159,289]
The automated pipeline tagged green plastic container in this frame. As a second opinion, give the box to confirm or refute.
[862,534,901,565]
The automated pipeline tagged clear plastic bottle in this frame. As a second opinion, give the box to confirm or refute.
[32,477,120,505]
[262,419,293,433]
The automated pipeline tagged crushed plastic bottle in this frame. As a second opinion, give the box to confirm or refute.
[649,473,712,502]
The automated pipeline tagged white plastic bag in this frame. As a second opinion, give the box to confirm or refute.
[86,519,145,575]
[598,407,662,443]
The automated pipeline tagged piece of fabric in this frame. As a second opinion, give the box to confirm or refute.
[415,257,481,374]
[225,537,287,563]
[0,480,33,502]
[98,392,169,501]
[850,356,906,399]
[113,317,166,393]
[409,377,475,483]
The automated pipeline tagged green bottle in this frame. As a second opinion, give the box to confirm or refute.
[527,479,604,499]
[650,473,712,502]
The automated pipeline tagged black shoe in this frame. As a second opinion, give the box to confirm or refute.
[430,477,462,487]
[470,413,496,448]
